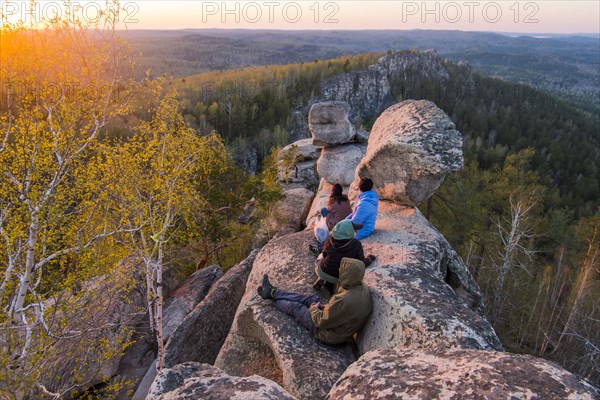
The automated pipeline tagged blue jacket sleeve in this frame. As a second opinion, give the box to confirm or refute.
[347,201,369,224]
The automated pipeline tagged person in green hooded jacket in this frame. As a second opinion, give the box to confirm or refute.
[315,219,375,293]
[257,257,372,345]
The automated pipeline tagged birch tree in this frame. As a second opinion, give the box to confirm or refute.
[106,90,229,370]
[490,192,540,323]
[0,4,139,396]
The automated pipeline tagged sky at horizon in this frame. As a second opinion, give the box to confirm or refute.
[2,1,599,34]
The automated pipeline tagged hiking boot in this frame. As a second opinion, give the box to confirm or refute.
[312,278,325,290]
[257,274,275,300]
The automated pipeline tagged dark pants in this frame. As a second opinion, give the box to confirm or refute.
[272,289,320,334]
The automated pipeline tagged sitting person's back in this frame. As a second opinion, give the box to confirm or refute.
[324,184,352,231]
[310,257,373,344]
[319,220,373,281]
[347,177,379,240]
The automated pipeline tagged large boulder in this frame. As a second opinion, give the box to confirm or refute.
[162,265,222,340]
[272,188,315,235]
[163,250,260,368]
[316,143,367,187]
[309,102,355,147]
[352,100,463,206]
[279,139,322,163]
[357,201,502,354]
[147,362,295,400]
[215,229,355,400]
[328,348,600,400]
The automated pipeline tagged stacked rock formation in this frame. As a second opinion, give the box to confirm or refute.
[302,101,368,227]
[145,100,600,399]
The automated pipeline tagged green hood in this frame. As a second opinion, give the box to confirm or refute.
[338,258,365,290]
[332,220,355,240]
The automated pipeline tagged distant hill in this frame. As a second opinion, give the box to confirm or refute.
[121,29,600,113]
[159,50,598,215]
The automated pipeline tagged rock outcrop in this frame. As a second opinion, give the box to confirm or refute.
[352,100,463,206]
[317,143,367,187]
[356,202,501,354]
[215,229,355,400]
[147,362,295,400]
[162,265,223,340]
[273,188,315,235]
[324,50,450,125]
[147,80,600,398]
[317,64,391,126]
[308,101,355,146]
[328,348,600,399]
[289,101,368,227]
[163,250,259,368]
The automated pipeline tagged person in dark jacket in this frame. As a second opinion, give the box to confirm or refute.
[315,219,375,293]
[321,183,352,231]
[346,177,379,240]
[310,183,353,256]
[257,258,372,345]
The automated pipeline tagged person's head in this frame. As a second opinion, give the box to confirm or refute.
[329,183,348,205]
[332,220,355,240]
[332,183,343,197]
[358,177,374,192]
[338,257,366,289]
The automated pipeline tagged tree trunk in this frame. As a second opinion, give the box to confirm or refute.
[555,222,599,351]
[155,246,165,370]
[13,213,39,324]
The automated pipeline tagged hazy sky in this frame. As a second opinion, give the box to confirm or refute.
[3,1,600,34]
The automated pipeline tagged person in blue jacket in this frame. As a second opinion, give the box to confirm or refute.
[347,177,379,240]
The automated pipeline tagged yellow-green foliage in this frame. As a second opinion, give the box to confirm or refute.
[0,9,259,397]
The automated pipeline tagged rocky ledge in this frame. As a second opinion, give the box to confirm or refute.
[328,348,600,399]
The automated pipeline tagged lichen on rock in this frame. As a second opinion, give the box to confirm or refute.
[147,362,296,400]
[327,348,600,400]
